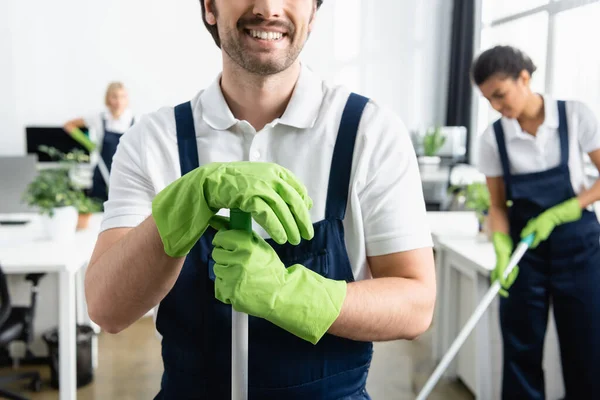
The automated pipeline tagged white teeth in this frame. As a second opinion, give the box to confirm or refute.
[250,30,283,40]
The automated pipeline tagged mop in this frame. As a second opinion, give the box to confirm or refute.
[71,124,249,399]
[68,128,111,192]
[415,233,535,400]
[229,209,251,400]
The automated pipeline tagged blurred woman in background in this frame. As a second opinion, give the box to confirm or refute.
[472,45,600,400]
[64,82,137,202]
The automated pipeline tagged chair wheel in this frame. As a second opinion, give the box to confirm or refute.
[29,377,42,392]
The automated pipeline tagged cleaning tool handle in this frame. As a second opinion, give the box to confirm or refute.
[230,209,252,231]
[415,233,535,400]
[69,127,97,152]
[230,209,250,400]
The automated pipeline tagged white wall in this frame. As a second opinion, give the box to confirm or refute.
[1,0,452,155]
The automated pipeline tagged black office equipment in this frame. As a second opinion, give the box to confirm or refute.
[0,266,44,398]
[25,127,90,162]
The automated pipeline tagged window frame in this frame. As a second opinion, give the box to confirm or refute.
[470,0,600,162]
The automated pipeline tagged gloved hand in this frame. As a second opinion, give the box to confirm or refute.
[520,197,582,249]
[152,162,314,258]
[491,232,518,298]
[211,228,346,345]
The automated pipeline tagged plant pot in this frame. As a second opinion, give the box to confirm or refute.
[418,156,442,174]
[77,213,92,231]
[418,155,441,165]
[41,206,79,241]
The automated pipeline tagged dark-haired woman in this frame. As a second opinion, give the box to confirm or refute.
[472,45,600,399]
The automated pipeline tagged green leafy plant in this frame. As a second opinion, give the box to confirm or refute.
[22,146,102,217]
[422,126,446,157]
[449,182,491,226]
[74,191,102,214]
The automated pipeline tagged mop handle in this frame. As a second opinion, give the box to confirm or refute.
[68,128,111,189]
[230,209,250,400]
[415,233,535,400]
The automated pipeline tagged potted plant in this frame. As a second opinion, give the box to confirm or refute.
[419,126,446,162]
[22,166,80,240]
[74,192,102,230]
[449,182,491,235]
[22,146,101,238]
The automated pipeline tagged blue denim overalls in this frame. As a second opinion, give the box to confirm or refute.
[154,93,374,399]
[90,116,134,202]
[494,100,600,399]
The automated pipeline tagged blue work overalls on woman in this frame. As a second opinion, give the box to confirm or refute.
[154,93,374,399]
[90,116,134,202]
[494,100,600,399]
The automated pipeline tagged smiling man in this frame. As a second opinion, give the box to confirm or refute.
[84,1,436,399]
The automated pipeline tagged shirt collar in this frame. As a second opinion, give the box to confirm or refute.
[541,94,559,129]
[200,75,237,130]
[199,64,323,131]
[102,108,133,122]
[277,65,323,129]
[504,94,559,141]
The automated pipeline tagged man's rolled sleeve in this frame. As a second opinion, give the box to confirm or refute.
[357,106,433,257]
[100,122,155,232]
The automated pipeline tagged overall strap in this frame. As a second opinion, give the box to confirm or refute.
[174,102,199,176]
[557,100,569,167]
[493,119,513,200]
[102,115,107,134]
[325,93,369,220]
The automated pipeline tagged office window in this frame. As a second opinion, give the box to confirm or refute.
[551,2,600,119]
[482,0,549,23]
[473,0,600,162]
[477,11,549,134]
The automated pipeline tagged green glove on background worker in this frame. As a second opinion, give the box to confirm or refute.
[491,232,518,298]
[520,197,582,248]
[69,127,97,152]
[491,197,582,296]
[211,227,345,345]
[152,161,315,258]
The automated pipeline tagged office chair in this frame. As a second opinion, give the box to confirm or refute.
[0,264,43,399]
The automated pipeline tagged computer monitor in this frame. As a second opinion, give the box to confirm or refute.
[0,154,38,213]
[25,126,90,162]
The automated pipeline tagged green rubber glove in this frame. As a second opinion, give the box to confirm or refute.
[152,162,314,258]
[520,197,582,249]
[491,232,518,298]
[211,228,346,345]
[70,127,97,152]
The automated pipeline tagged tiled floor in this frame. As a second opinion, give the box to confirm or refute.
[0,317,473,399]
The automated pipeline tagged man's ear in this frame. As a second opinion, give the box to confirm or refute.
[205,0,217,25]
[308,4,318,32]
[519,69,531,86]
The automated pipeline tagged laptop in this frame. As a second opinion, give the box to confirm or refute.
[0,155,39,214]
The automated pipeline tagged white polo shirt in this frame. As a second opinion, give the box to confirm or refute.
[84,109,137,166]
[476,95,600,194]
[84,109,137,145]
[100,65,433,281]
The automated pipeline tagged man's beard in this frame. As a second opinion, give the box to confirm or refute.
[219,16,305,76]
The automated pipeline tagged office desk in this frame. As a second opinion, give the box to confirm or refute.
[0,213,102,400]
[426,212,480,364]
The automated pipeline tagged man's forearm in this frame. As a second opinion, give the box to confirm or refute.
[85,216,185,333]
[327,277,435,342]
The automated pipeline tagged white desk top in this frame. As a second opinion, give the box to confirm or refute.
[0,213,102,274]
[426,211,479,240]
[426,211,495,274]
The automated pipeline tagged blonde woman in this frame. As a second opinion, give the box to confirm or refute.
[63,82,137,202]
